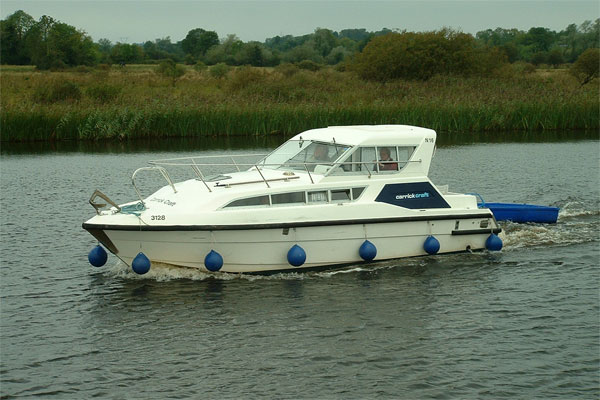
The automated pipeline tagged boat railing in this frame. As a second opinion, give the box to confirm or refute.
[131,166,177,205]
[145,155,422,190]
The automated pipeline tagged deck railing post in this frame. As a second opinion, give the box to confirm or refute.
[254,165,270,188]
[304,164,314,184]
[191,159,212,193]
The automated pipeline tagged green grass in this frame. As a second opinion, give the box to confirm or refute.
[1,64,598,142]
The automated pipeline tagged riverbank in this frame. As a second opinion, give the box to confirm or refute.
[1,65,598,142]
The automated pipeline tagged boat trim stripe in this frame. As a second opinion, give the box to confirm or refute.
[83,212,498,232]
[452,228,502,236]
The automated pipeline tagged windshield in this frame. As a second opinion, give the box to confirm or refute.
[259,140,352,171]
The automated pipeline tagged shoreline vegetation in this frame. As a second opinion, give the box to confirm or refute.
[1,64,598,143]
[2,11,598,143]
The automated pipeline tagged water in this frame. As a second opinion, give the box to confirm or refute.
[1,138,599,399]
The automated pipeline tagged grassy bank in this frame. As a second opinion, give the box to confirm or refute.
[1,64,598,141]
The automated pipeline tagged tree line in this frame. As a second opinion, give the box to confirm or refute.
[1,10,598,71]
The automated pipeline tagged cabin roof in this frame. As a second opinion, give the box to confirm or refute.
[291,125,436,146]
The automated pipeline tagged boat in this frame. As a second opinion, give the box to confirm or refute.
[83,125,503,274]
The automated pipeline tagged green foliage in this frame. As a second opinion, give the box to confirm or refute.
[531,51,548,66]
[86,84,121,103]
[511,61,537,75]
[275,63,300,77]
[33,79,82,103]
[181,28,219,57]
[476,20,599,63]
[194,61,207,72]
[0,10,35,64]
[296,60,322,71]
[570,48,600,86]
[209,62,231,78]
[547,48,564,67]
[156,59,186,84]
[15,13,99,70]
[2,10,599,71]
[96,63,111,71]
[225,67,266,92]
[2,67,597,141]
[110,42,144,64]
[352,30,506,81]
[77,109,152,140]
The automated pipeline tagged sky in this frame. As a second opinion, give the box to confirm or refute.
[1,0,598,44]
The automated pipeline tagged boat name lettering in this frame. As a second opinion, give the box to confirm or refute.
[150,215,166,221]
[395,192,430,200]
[150,198,176,206]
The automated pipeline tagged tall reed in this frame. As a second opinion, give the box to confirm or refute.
[1,65,597,142]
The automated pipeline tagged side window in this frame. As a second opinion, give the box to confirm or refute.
[352,187,365,200]
[376,147,399,172]
[271,192,305,205]
[331,189,351,202]
[397,146,415,169]
[308,191,328,203]
[360,147,377,173]
[226,195,270,207]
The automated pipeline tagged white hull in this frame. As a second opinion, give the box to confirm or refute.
[101,216,497,273]
[84,125,503,274]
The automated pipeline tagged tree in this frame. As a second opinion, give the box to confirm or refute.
[110,43,144,64]
[181,28,219,57]
[204,34,244,65]
[337,28,369,42]
[23,15,56,69]
[547,48,564,68]
[352,30,506,81]
[531,51,548,66]
[18,14,97,69]
[522,27,555,53]
[570,48,599,86]
[283,43,322,64]
[0,10,35,64]
[312,28,337,57]
[241,42,265,66]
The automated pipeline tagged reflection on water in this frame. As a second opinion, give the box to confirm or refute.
[0,135,285,155]
[1,129,597,155]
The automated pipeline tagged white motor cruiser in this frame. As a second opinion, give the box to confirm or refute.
[83,125,502,274]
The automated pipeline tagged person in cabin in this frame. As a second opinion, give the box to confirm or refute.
[377,147,398,171]
[311,144,330,162]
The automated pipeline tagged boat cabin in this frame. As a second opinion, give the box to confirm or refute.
[258,125,436,178]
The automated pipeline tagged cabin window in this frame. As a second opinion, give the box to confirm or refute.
[375,147,399,172]
[258,140,352,171]
[330,145,416,175]
[226,195,270,207]
[224,187,366,209]
[331,189,351,201]
[308,191,328,203]
[397,146,416,168]
[271,192,305,205]
[352,187,365,199]
[360,147,377,173]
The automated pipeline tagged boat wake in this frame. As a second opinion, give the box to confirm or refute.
[501,202,599,250]
[102,258,391,282]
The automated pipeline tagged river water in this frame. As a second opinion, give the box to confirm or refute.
[1,136,598,399]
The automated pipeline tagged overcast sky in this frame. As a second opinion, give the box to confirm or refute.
[2,0,598,43]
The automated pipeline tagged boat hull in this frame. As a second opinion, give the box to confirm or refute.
[84,215,500,273]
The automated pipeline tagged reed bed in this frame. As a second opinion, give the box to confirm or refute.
[1,65,597,142]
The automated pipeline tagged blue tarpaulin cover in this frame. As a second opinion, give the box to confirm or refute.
[478,202,559,224]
